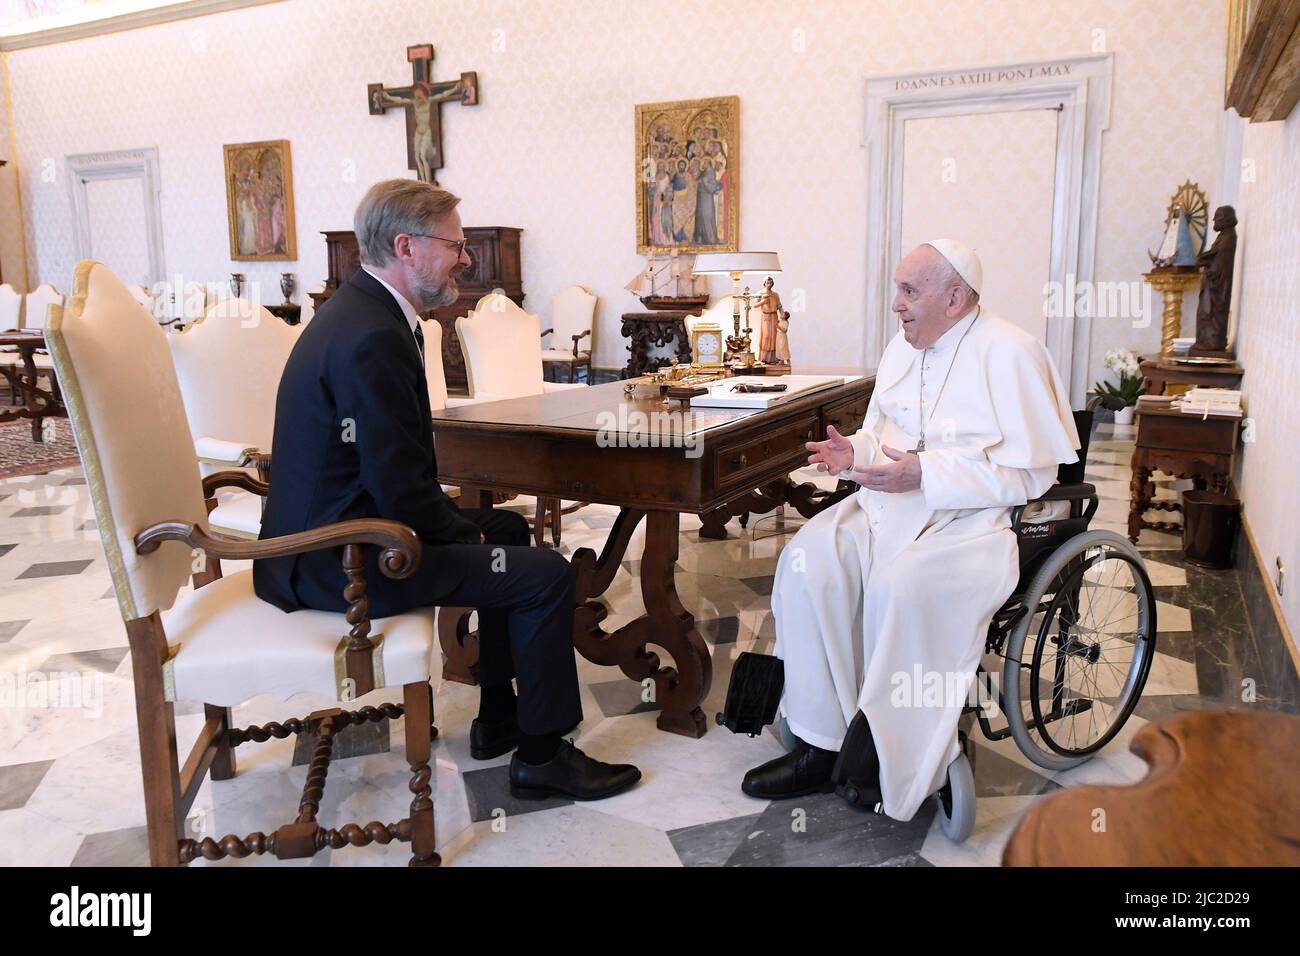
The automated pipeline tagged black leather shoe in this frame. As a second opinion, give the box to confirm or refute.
[470,715,520,760]
[832,711,883,812]
[741,738,837,799]
[509,740,641,801]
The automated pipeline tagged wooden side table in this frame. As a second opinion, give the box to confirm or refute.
[1140,355,1243,395]
[620,310,698,378]
[265,303,302,325]
[1128,405,1239,543]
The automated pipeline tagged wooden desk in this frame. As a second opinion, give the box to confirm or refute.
[0,332,65,442]
[620,311,698,378]
[1128,405,1239,543]
[431,375,875,736]
[1004,709,1300,866]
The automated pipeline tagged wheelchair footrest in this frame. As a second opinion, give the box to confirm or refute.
[715,652,784,737]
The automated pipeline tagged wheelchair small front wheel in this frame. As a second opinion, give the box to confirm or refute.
[935,752,975,842]
[1002,530,1157,772]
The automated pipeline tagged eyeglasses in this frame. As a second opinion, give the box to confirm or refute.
[408,234,467,257]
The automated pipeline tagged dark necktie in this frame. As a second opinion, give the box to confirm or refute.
[413,322,426,369]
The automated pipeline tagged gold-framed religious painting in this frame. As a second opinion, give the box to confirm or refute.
[635,96,739,254]
[223,139,297,261]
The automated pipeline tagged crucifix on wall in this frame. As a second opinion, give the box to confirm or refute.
[368,43,479,184]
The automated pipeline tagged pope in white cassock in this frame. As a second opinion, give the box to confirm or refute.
[741,240,1079,821]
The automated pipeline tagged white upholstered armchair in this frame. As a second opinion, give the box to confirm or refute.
[47,260,440,867]
[456,293,588,545]
[167,298,300,539]
[541,284,597,384]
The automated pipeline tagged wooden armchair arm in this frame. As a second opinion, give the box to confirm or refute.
[202,469,270,499]
[540,327,554,338]
[135,517,421,580]
[571,330,591,356]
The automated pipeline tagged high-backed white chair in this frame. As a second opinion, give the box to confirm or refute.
[168,298,300,538]
[127,284,153,311]
[22,283,64,334]
[0,283,21,331]
[457,293,587,545]
[47,259,439,867]
[541,285,597,384]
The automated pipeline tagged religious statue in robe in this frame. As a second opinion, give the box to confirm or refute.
[756,276,784,364]
[1193,205,1237,354]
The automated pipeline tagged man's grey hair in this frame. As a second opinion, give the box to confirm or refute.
[354,179,461,267]
[931,255,979,305]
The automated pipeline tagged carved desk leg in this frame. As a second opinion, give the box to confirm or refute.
[571,507,710,737]
[640,510,711,736]
[437,606,479,685]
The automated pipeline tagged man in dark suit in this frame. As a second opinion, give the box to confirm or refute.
[255,179,639,801]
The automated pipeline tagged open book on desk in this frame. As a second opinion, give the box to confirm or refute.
[689,374,845,410]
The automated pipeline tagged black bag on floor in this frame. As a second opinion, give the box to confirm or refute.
[715,652,784,737]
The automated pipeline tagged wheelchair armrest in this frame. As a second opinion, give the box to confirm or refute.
[1011,483,1098,532]
[1032,482,1096,502]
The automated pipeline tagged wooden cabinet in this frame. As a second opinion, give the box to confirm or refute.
[309,226,523,393]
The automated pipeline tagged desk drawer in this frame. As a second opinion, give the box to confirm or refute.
[715,413,819,486]
[824,392,870,438]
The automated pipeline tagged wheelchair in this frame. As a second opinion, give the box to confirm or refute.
[729,394,1158,842]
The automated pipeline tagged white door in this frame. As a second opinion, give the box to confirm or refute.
[83,176,152,288]
[899,108,1058,344]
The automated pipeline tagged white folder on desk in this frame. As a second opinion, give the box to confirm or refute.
[689,374,845,409]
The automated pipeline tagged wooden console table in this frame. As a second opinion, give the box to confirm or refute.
[430,374,874,737]
[1140,355,1243,395]
[1128,405,1239,543]
[620,311,698,378]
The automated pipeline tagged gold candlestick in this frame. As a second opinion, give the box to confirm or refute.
[1143,270,1202,354]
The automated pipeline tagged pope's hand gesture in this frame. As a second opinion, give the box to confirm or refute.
[806,424,855,474]
[852,445,922,493]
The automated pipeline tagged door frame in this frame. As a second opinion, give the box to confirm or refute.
[863,54,1112,405]
[66,147,166,289]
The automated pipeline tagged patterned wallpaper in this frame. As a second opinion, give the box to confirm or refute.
[1,0,1225,383]
[1233,108,1300,639]
[0,55,25,291]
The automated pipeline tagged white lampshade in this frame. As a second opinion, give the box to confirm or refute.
[692,251,782,276]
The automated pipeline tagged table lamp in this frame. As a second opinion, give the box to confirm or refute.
[693,251,781,366]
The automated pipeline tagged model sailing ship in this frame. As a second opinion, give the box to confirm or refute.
[625,250,710,311]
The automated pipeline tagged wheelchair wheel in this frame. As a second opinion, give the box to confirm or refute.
[935,752,975,842]
[1002,530,1156,772]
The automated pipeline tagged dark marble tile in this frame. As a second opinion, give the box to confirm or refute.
[291,717,390,765]
[1149,630,1198,664]
[61,476,87,485]
[1131,692,1222,723]
[620,558,684,577]
[0,619,29,642]
[37,647,128,674]
[669,811,764,867]
[699,616,740,645]
[10,506,68,518]
[589,678,658,718]
[720,792,934,867]
[968,743,1058,799]
[460,764,571,822]
[739,575,774,596]
[0,759,55,811]
[0,543,16,560]
[69,821,204,867]
[17,559,93,579]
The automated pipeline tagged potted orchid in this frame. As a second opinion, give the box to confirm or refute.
[1093,348,1145,425]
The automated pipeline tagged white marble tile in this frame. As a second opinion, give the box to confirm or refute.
[440,804,682,867]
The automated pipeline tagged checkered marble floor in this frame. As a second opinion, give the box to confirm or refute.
[0,422,1296,866]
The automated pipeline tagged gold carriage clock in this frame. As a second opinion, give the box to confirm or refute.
[691,322,725,369]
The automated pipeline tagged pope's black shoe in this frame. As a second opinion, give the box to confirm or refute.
[832,710,883,812]
[509,740,641,801]
[469,715,520,760]
[741,737,838,799]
